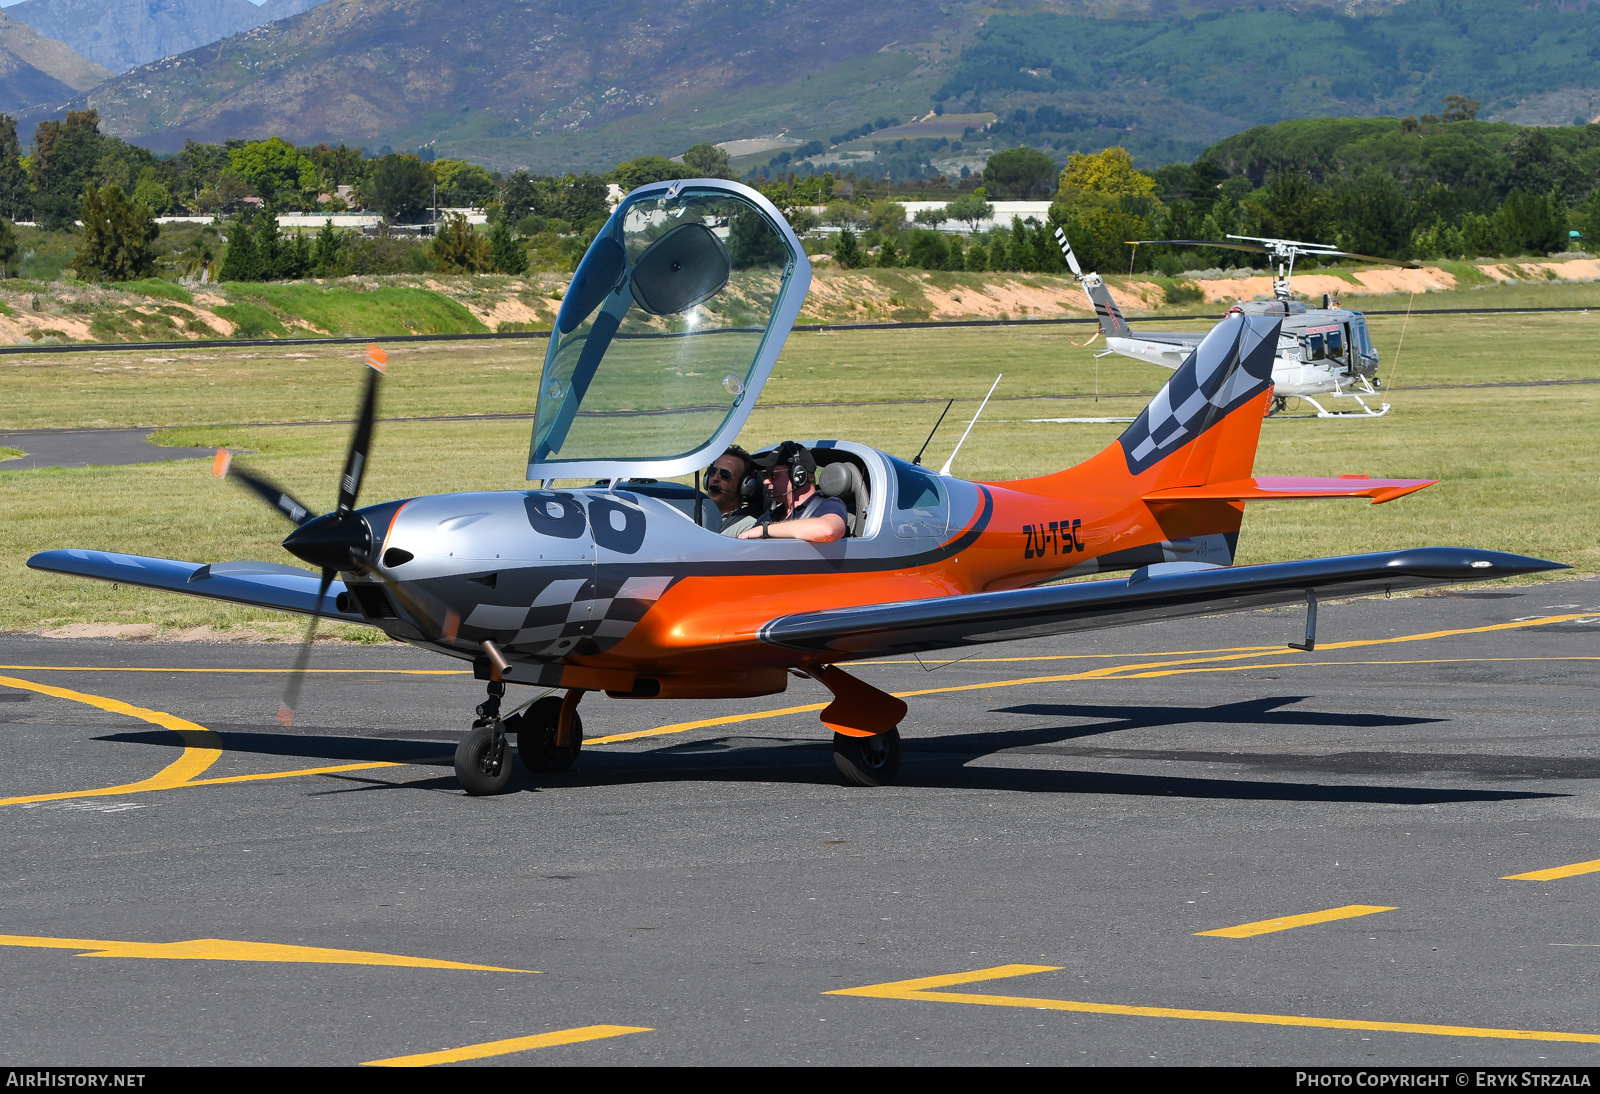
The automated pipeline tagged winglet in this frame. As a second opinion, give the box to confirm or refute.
[365,345,388,373]
[212,448,232,478]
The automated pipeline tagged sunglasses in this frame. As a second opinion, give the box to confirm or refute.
[708,467,736,481]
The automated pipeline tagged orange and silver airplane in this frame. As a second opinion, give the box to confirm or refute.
[29,179,1561,795]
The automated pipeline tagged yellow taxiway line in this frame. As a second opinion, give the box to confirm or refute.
[1503,857,1600,881]
[0,932,533,972]
[362,1025,650,1066]
[0,674,408,806]
[1196,904,1396,938]
[828,964,1600,1045]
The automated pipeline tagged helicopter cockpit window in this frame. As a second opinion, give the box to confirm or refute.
[1324,327,1344,358]
[531,187,797,472]
[1302,332,1326,361]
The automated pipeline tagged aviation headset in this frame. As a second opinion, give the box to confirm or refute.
[723,444,761,504]
[766,441,812,490]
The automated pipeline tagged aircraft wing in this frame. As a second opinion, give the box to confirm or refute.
[759,548,1562,658]
[27,549,363,622]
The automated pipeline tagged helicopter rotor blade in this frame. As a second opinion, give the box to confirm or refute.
[212,449,319,526]
[337,345,388,515]
[1126,239,1269,254]
[276,565,337,728]
[1308,249,1422,269]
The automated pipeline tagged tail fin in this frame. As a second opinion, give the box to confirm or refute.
[1114,312,1280,488]
[1054,227,1132,339]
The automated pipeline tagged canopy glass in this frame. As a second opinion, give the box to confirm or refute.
[527,180,810,482]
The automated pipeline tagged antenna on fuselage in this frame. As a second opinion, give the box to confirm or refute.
[912,399,955,466]
[939,374,1001,477]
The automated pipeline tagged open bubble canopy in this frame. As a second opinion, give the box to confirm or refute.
[527,179,811,483]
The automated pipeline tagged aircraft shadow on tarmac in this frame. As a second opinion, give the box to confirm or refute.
[93,693,1567,805]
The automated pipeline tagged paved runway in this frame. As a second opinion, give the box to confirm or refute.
[0,428,216,470]
[1,580,1597,1066]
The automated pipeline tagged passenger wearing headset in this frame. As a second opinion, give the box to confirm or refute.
[707,445,762,537]
[739,442,847,543]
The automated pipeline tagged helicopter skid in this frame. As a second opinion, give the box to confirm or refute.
[1299,391,1390,418]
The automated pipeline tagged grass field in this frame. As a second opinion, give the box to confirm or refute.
[2,305,1597,635]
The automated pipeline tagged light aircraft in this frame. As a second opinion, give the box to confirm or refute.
[30,179,1561,795]
[1062,231,1419,418]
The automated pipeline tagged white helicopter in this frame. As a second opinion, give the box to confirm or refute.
[1061,230,1419,418]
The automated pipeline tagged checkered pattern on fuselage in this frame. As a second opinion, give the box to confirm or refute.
[1117,313,1279,476]
[494,572,674,657]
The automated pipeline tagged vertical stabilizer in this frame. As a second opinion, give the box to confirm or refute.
[1115,313,1280,487]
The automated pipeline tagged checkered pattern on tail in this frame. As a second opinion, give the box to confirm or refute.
[465,573,675,658]
[1117,313,1279,477]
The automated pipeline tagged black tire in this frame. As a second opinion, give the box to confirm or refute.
[454,722,512,795]
[514,695,583,773]
[833,727,901,787]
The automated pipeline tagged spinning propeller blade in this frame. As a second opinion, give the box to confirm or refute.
[338,346,386,515]
[220,345,391,726]
[212,449,318,526]
[277,565,336,729]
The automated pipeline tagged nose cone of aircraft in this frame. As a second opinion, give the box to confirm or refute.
[282,511,372,572]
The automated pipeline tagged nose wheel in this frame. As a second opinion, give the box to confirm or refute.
[454,679,513,795]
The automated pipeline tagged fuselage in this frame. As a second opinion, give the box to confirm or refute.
[335,439,1242,699]
[1109,306,1380,398]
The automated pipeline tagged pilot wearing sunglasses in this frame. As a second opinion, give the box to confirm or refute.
[707,445,762,537]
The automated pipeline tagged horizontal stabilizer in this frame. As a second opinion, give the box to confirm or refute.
[1145,475,1437,505]
[759,548,1562,658]
[27,549,362,621]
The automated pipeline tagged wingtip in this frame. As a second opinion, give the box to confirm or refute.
[276,703,295,728]
[212,448,231,478]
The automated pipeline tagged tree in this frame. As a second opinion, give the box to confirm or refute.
[76,184,160,281]
[682,142,734,179]
[982,146,1057,199]
[822,200,865,229]
[1055,147,1155,205]
[131,168,174,217]
[365,154,432,222]
[1259,167,1335,244]
[219,215,263,282]
[32,110,105,229]
[431,212,492,273]
[864,199,907,233]
[306,142,364,187]
[833,227,864,268]
[433,159,497,207]
[0,217,17,278]
[727,208,787,269]
[229,137,318,207]
[501,170,539,221]
[1441,95,1480,123]
[0,115,27,222]
[610,156,694,190]
[488,217,528,274]
[944,191,993,229]
[905,228,950,269]
[312,219,345,276]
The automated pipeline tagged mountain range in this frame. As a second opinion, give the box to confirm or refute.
[5,0,323,74]
[0,7,107,109]
[11,0,1600,173]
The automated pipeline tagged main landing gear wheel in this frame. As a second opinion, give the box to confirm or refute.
[833,726,901,787]
[454,723,512,796]
[513,695,583,773]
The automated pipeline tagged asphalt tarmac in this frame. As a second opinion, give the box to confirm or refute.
[0,429,216,470]
[1,580,1597,1066]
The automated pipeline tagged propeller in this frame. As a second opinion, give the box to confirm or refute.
[214,345,389,727]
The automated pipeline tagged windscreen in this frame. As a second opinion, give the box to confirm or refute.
[531,187,798,472]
